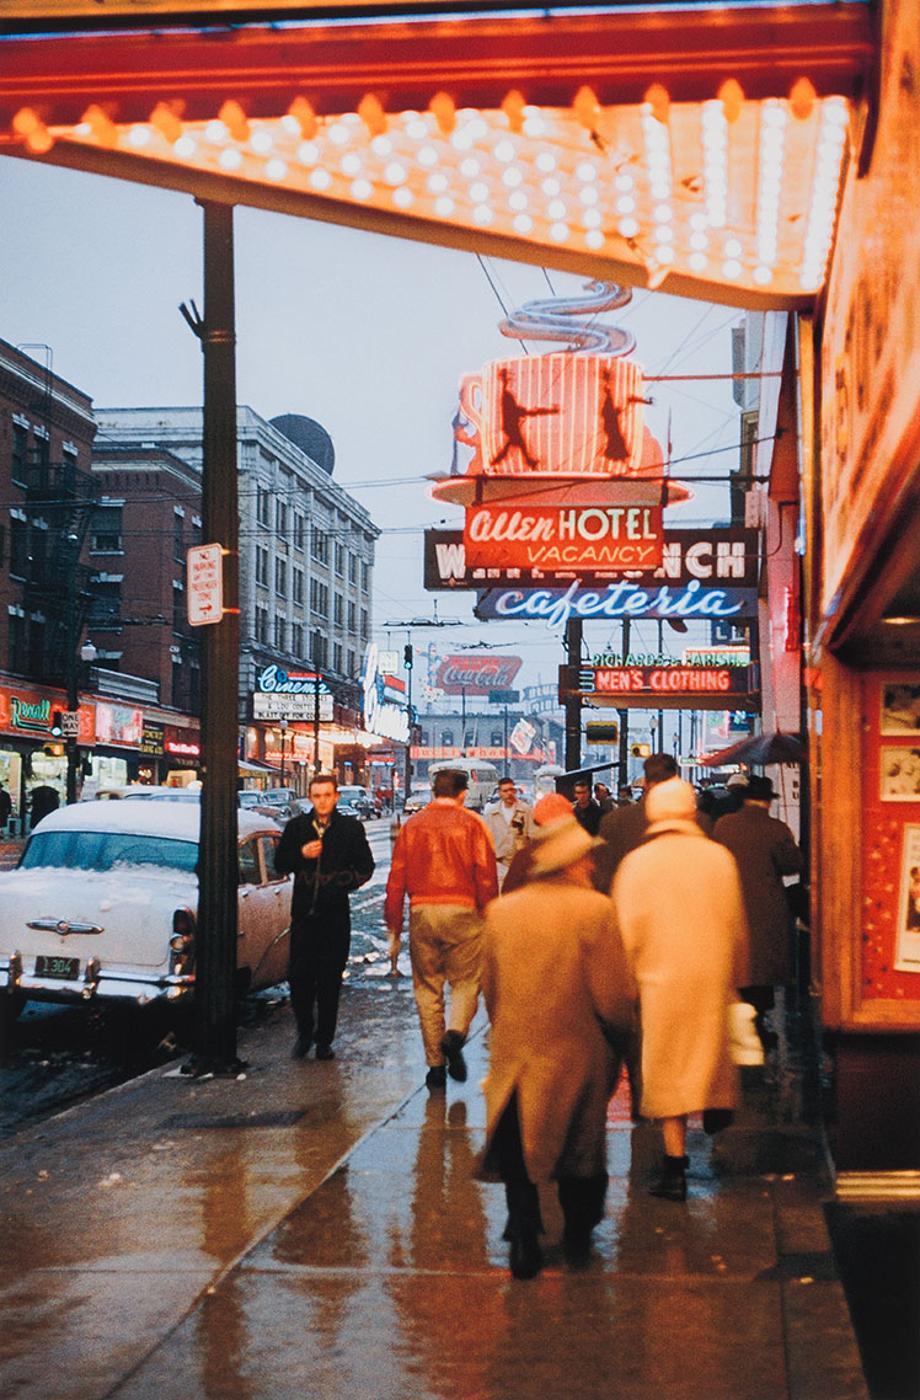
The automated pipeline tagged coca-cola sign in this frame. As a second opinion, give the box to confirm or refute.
[435,655,523,695]
[464,503,662,572]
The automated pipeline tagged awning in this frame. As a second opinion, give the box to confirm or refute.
[0,3,873,310]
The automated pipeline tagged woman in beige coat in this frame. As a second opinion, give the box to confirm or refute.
[611,778,749,1201]
[477,815,636,1278]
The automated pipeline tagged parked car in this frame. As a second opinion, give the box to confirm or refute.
[0,801,292,1032]
[401,791,428,815]
[336,785,378,819]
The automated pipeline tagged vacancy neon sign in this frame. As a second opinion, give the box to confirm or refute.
[464,504,662,572]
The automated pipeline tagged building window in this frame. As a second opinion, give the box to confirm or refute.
[89,580,123,631]
[292,567,304,607]
[172,659,183,706]
[310,578,328,617]
[347,600,356,632]
[491,730,504,746]
[441,730,454,746]
[8,612,27,672]
[255,545,269,588]
[311,527,327,565]
[9,518,28,577]
[311,630,327,668]
[172,582,184,632]
[334,541,344,575]
[346,648,355,676]
[189,662,201,714]
[291,622,304,657]
[257,486,271,527]
[276,497,289,538]
[11,424,28,486]
[256,606,269,643]
[359,608,368,642]
[333,594,343,626]
[293,513,305,550]
[275,557,287,598]
[332,641,343,673]
[273,615,286,651]
[361,560,370,593]
[91,505,123,553]
[173,511,184,562]
[348,552,357,584]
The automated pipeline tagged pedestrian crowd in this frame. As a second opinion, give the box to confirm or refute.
[277,757,803,1281]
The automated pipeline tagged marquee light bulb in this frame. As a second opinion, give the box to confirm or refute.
[251,129,273,154]
[435,195,455,216]
[351,178,372,200]
[550,221,570,242]
[298,141,319,165]
[218,146,242,170]
[265,158,287,181]
[513,212,534,234]
[393,186,413,208]
[585,228,605,250]
[205,120,228,143]
[328,123,350,146]
[508,190,528,211]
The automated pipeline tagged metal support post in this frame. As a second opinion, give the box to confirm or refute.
[313,668,321,773]
[564,618,583,772]
[187,199,241,1076]
[503,704,509,771]
[404,644,414,799]
[618,618,630,784]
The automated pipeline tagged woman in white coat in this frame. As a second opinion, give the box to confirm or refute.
[611,778,749,1201]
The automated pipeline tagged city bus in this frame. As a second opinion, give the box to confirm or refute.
[427,758,501,812]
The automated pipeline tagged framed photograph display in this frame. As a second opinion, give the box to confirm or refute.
[880,682,920,735]
[895,824,920,973]
[880,747,920,801]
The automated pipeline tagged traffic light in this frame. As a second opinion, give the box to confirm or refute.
[50,710,64,738]
[630,742,652,759]
[403,643,414,669]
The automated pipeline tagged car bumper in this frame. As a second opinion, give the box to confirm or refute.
[0,953,195,1007]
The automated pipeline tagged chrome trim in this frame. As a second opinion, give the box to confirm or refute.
[836,1171,920,1202]
[26,917,104,935]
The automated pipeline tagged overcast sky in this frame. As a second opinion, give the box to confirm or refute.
[1,156,745,694]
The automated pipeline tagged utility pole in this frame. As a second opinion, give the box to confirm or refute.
[460,685,467,754]
[564,618,582,771]
[182,200,241,1077]
[313,667,321,774]
[617,617,630,786]
[279,719,288,785]
[403,638,414,798]
[503,704,509,771]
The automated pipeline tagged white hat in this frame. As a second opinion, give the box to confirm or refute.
[645,777,699,830]
[529,815,602,877]
[726,772,749,789]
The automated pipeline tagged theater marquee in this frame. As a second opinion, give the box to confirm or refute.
[560,662,760,711]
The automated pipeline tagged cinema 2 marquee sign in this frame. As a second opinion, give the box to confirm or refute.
[560,662,760,711]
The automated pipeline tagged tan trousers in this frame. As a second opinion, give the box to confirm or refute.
[408,904,483,1066]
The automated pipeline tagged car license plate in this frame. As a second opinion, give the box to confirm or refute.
[34,954,80,980]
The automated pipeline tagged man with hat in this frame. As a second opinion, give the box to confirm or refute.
[714,774,804,1048]
[476,811,636,1278]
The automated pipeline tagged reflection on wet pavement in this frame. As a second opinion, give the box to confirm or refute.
[0,969,867,1400]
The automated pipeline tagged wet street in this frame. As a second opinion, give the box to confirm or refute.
[0,860,869,1400]
[0,819,397,1137]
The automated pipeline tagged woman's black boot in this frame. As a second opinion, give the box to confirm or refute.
[649,1154,689,1202]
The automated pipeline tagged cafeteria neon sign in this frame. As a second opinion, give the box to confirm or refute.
[478,579,754,631]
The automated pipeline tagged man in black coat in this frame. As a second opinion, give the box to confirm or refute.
[275,773,375,1061]
[594,753,686,892]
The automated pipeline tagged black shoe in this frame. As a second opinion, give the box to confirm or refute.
[509,1233,543,1280]
[291,1037,312,1060]
[315,1044,335,1061]
[440,1030,467,1082]
[702,1108,734,1136]
[562,1225,593,1268]
[649,1155,689,1202]
[426,1065,447,1091]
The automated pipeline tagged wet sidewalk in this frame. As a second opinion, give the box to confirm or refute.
[0,982,867,1400]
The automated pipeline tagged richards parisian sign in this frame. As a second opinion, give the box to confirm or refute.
[476,578,757,631]
[560,663,760,712]
[464,504,662,572]
[425,527,758,591]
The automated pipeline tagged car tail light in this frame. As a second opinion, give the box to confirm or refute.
[170,908,196,974]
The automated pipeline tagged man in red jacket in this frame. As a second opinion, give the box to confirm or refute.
[386,768,498,1089]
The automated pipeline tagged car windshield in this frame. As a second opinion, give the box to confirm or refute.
[20,830,199,875]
